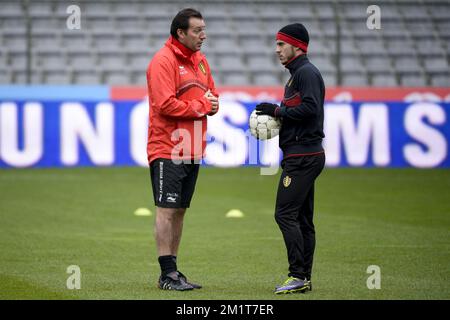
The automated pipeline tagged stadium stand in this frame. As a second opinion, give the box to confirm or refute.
[0,0,449,86]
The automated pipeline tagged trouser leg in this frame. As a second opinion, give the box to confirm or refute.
[274,154,325,279]
[298,185,315,280]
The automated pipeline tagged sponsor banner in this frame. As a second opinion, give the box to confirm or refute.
[0,95,449,168]
[2,85,450,102]
[0,85,109,101]
[111,86,450,102]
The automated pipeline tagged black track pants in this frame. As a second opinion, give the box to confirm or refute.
[274,153,325,280]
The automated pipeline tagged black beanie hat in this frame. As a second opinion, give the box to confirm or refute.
[276,23,309,53]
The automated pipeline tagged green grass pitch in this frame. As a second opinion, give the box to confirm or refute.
[0,167,449,300]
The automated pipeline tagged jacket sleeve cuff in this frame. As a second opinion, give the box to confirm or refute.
[276,106,286,118]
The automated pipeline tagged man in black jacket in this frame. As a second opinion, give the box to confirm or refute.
[255,23,325,294]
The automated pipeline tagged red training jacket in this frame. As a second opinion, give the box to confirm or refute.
[146,36,219,165]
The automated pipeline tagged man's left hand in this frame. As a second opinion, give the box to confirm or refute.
[255,103,279,117]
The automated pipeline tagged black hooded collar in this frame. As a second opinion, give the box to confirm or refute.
[285,54,309,75]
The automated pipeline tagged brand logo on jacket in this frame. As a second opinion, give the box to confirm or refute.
[179,65,188,75]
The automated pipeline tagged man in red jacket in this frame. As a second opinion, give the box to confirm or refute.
[146,8,219,291]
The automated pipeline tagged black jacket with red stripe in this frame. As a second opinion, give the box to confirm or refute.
[275,54,325,158]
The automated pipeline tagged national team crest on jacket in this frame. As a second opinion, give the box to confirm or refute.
[283,175,291,187]
[198,61,206,75]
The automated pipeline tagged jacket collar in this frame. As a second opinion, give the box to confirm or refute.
[165,36,201,66]
[285,53,308,74]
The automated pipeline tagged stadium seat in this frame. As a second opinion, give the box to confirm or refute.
[372,74,398,86]
[0,2,23,16]
[122,33,151,51]
[130,70,147,85]
[365,56,393,74]
[0,0,446,86]
[205,17,229,33]
[98,53,125,70]
[217,55,245,72]
[141,3,175,17]
[400,74,427,87]
[322,72,337,87]
[429,4,450,19]
[28,1,53,15]
[378,4,401,20]
[61,32,92,50]
[202,4,228,19]
[222,72,250,86]
[211,36,239,53]
[44,70,72,84]
[32,34,61,51]
[339,3,368,20]
[12,70,42,84]
[312,57,336,73]
[0,70,12,84]
[380,25,409,40]
[337,39,359,55]
[307,41,329,55]
[0,50,6,66]
[424,58,449,73]
[113,2,142,16]
[3,36,27,53]
[82,2,112,15]
[393,57,423,73]
[247,55,278,72]
[386,40,416,56]
[73,71,101,85]
[358,39,387,56]
[252,72,280,86]
[269,18,297,37]
[341,56,365,72]
[85,17,116,30]
[151,35,169,51]
[228,3,257,19]
[37,52,68,70]
[129,53,151,70]
[416,42,446,57]
[431,75,450,87]
[68,53,97,71]
[238,34,268,48]
[9,54,28,71]
[104,71,130,85]
[342,73,369,86]
[399,5,430,21]
[30,16,61,32]
[93,34,122,50]
[258,5,286,19]
[115,16,144,31]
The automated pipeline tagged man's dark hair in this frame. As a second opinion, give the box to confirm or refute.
[170,8,203,39]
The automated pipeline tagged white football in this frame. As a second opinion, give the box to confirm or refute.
[249,109,281,140]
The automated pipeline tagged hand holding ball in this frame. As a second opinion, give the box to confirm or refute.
[249,109,281,140]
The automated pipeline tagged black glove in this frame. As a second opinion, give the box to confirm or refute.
[255,103,279,117]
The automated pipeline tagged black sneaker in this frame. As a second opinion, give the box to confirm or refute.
[177,271,202,289]
[158,271,194,291]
